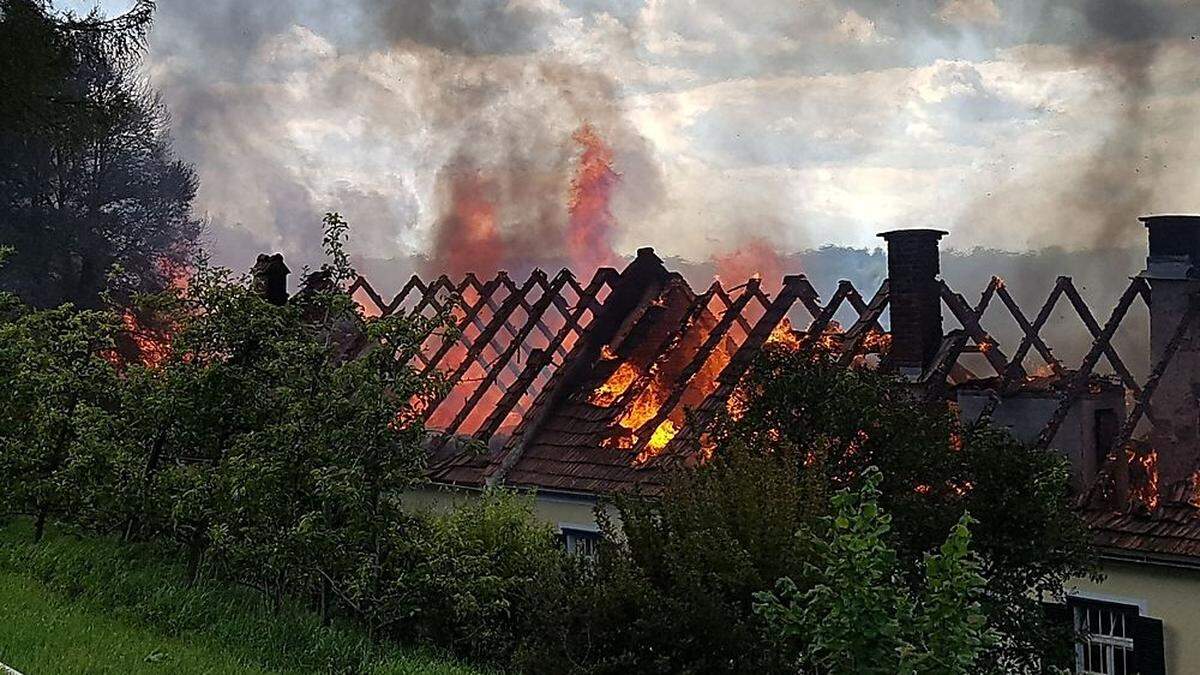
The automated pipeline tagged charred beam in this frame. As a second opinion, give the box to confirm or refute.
[1034,277,1147,451]
[432,270,566,446]
[939,280,1012,377]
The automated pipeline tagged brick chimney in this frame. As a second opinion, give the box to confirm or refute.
[878,229,948,374]
[1139,215,1200,485]
[251,253,290,306]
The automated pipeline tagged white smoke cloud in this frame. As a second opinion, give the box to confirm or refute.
[54,0,1200,274]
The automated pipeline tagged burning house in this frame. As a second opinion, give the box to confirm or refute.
[308,213,1200,672]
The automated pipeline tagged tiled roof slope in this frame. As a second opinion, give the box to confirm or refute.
[1084,485,1200,565]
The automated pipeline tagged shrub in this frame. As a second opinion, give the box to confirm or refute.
[518,446,817,673]
[754,467,997,673]
[520,351,1093,673]
[381,491,569,664]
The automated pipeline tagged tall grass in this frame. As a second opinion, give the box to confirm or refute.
[0,519,486,674]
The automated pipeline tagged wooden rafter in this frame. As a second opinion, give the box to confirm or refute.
[420,273,541,422]
[663,275,806,455]
[472,269,616,443]
[1034,278,1147,451]
[628,280,758,455]
[939,280,1013,377]
[1111,295,1200,451]
[431,271,568,445]
[1059,278,1142,395]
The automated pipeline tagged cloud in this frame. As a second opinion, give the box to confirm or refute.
[88,0,1200,277]
[935,0,1001,25]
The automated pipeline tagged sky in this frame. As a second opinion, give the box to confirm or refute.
[54,0,1200,274]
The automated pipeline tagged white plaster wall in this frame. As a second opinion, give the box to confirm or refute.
[1070,561,1200,674]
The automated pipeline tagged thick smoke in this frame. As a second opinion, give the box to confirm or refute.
[1072,0,1169,245]
[129,0,1199,285]
[141,0,663,277]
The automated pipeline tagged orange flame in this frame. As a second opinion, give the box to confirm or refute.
[119,310,172,368]
[590,361,640,407]
[431,171,504,275]
[765,318,802,350]
[861,330,892,353]
[1128,447,1160,511]
[567,124,620,271]
[710,238,785,294]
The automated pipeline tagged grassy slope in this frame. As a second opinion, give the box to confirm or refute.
[0,572,272,674]
[0,520,486,675]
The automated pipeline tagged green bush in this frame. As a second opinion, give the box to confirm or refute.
[518,351,1093,673]
[0,217,572,670]
[754,467,997,673]
[383,491,571,664]
[516,446,816,674]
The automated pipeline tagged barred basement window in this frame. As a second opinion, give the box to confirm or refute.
[1067,597,1165,675]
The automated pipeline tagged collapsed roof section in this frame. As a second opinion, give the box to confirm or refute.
[350,247,890,495]
[344,218,1200,533]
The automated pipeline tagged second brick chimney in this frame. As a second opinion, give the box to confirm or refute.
[879,229,948,374]
[1140,215,1200,485]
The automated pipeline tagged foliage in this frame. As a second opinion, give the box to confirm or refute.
[517,446,819,673]
[375,491,570,663]
[87,214,447,617]
[517,350,1092,673]
[0,518,488,674]
[707,349,1096,669]
[0,0,201,309]
[1,214,573,670]
[0,284,121,540]
[753,467,997,674]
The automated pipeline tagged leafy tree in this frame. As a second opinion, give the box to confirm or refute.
[0,0,201,309]
[98,214,448,615]
[706,348,1094,669]
[522,349,1092,673]
[2,215,579,667]
[753,466,997,673]
[0,250,121,540]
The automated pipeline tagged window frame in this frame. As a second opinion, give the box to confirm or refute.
[558,522,600,558]
[1071,596,1138,675]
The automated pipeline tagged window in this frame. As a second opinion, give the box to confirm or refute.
[1075,600,1135,674]
[560,526,599,558]
[1064,597,1165,675]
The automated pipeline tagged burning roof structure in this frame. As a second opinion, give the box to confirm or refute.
[338,216,1200,563]
[349,246,890,495]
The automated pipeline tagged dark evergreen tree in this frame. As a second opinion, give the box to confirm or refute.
[0,0,201,308]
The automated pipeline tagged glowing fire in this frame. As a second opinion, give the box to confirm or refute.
[726,385,750,421]
[432,171,503,275]
[1028,362,1058,379]
[609,377,668,447]
[567,124,620,271]
[861,330,892,353]
[1128,447,1160,511]
[119,310,172,368]
[108,260,189,369]
[590,361,640,407]
[589,357,679,456]
[710,237,785,294]
[766,318,801,350]
[642,419,678,457]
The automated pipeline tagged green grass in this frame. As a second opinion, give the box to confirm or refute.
[0,520,487,674]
